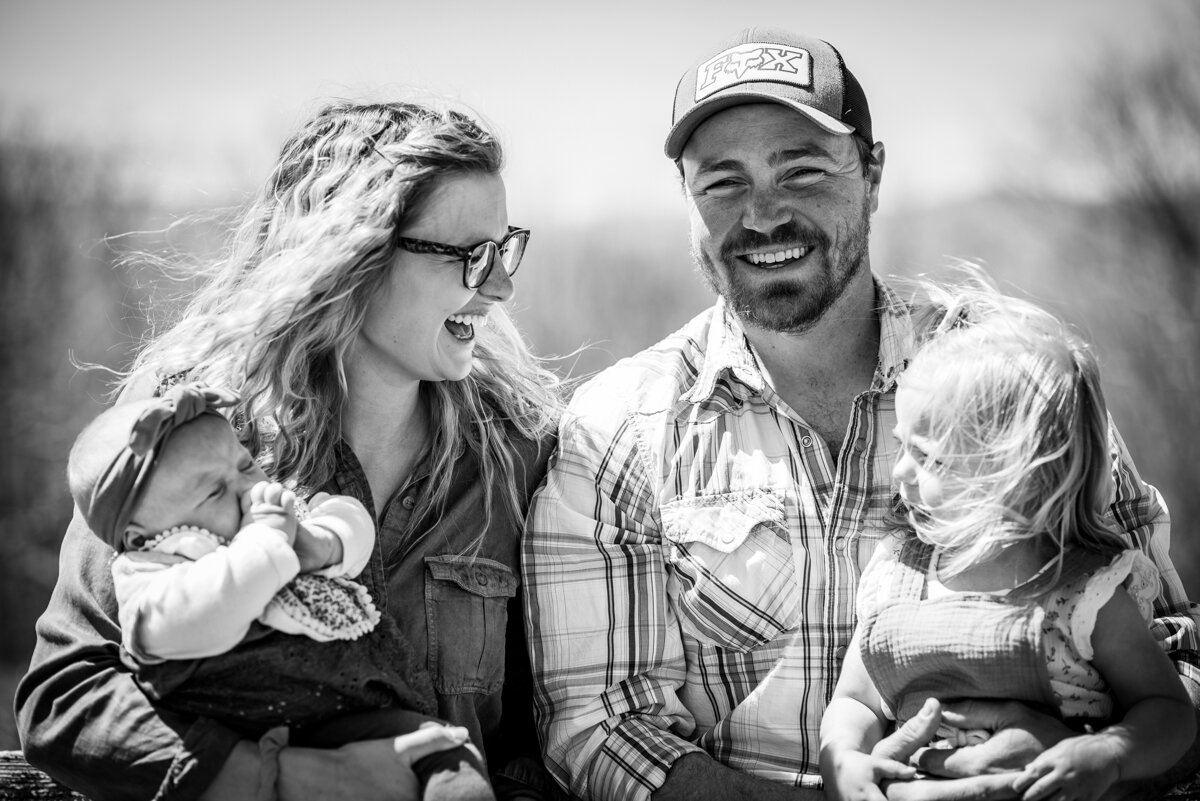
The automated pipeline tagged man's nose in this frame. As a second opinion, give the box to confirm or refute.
[742,187,792,233]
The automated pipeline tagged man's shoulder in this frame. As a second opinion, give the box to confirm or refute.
[569,305,718,421]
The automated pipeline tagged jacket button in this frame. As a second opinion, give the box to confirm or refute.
[401,496,416,510]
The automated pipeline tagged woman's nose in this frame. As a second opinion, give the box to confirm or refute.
[892,453,915,484]
[477,254,515,302]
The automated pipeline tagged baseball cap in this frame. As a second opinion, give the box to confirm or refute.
[664,27,873,159]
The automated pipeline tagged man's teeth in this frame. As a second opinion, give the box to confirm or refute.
[446,313,489,328]
[746,246,810,265]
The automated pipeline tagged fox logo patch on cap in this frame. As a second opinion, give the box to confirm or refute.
[696,43,813,101]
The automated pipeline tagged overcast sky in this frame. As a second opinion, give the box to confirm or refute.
[0,0,1170,224]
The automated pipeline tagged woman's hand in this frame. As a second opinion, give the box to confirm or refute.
[277,724,472,801]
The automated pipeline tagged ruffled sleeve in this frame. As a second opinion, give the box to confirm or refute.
[1070,549,1162,660]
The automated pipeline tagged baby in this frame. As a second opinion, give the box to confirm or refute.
[68,383,494,801]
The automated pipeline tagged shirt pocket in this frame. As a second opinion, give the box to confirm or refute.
[660,488,800,652]
[424,554,518,695]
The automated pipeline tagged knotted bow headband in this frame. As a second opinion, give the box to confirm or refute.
[86,383,239,550]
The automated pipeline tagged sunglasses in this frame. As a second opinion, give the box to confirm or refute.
[396,226,531,290]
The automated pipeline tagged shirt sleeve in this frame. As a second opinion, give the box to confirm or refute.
[302,493,375,578]
[1106,419,1200,653]
[116,525,300,661]
[522,404,704,801]
[14,510,244,801]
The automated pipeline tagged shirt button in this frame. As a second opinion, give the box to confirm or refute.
[401,496,416,510]
[801,435,814,447]
[834,537,847,551]
[834,645,848,660]
[721,532,736,545]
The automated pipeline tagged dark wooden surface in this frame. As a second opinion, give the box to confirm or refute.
[0,753,87,801]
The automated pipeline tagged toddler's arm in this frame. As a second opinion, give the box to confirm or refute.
[821,631,917,801]
[1020,585,1196,801]
[292,492,374,577]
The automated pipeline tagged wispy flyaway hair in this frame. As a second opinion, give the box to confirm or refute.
[899,268,1126,577]
[124,100,561,537]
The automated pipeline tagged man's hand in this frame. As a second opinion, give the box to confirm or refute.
[871,699,1032,801]
[914,701,1072,778]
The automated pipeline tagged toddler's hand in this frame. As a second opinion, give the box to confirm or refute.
[243,481,297,546]
[1018,734,1122,801]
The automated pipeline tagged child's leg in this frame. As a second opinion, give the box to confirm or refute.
[294,708,495,801]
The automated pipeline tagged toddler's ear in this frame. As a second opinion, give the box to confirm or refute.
[123,524,148,552]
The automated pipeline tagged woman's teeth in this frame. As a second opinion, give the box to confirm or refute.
[745,246,811,266]
[444,313,489,341]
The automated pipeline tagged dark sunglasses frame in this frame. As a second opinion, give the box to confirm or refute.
[396,226,531,289]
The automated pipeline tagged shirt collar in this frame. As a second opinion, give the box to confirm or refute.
[681,275,917,406]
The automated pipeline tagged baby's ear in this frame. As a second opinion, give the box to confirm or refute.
[123,524,149,552]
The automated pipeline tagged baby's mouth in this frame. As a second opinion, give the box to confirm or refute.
[444,313,488,341]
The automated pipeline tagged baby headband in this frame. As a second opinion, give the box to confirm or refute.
[87,383,239,550]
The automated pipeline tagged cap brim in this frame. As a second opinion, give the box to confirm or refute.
[664,92,855,159]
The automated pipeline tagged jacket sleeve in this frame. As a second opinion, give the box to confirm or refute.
[15,509,244,801]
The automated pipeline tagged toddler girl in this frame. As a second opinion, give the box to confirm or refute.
[819,279,1194,801]
[67,383,495,801]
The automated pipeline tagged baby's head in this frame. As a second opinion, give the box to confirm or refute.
[68,385,266,551]
[894,276,1123,562]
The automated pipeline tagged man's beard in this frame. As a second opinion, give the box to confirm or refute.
[692,193,872,334]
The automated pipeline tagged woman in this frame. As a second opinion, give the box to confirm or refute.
[16,100,562,800]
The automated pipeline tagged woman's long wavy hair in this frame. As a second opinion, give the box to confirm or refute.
[897,269,1126,581]
[124,100,561,538]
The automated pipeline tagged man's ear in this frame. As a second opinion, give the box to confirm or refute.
[867,141,886,213]
[123,522,149,551]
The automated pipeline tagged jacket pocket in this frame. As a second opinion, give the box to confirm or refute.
[424,554,518,694]
[659,488,800,652]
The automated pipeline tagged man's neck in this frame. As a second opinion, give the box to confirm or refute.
[740,271,881,455]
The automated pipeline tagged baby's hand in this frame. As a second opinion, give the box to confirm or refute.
[292,521,344,574]
[1019,734,1122,801]
[242,481,297,546]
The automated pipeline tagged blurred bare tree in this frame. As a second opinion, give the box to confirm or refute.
[0,134,153,665]
[1059,3,1200,589]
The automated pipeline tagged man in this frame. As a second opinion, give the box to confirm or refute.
[523,28,1200,801]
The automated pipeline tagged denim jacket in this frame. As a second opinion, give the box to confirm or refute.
[16,414,555,801]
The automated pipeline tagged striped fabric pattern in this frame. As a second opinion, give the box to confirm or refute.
[523,278,1198,801]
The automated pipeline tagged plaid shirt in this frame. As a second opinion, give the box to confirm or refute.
[522,278,1198,801]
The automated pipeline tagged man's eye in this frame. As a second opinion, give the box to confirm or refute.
[696,178,743,196]
[784,168,826,184]
[208,484,226,500]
